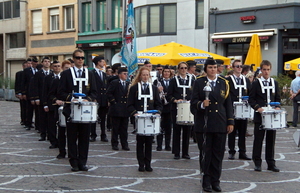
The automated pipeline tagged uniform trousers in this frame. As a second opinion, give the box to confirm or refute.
[111,117,129,148]
[195,132,226,187]
[136,135,153,168]
[90,107,108,139]
[25,100,34,127]
[66,122,91,168]
[20,99,27,123]
[171,111,191,156]
[47,110,58,146]
[292,95,300,126]
[228,119,247,154]
[156,112,172,148]
[38,105,48,139]
[252,123,276,167]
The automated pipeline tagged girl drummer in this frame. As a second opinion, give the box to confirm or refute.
[127,66,163,172]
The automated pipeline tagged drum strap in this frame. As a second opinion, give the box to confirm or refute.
[70,67,89,86]
[258,78,275,94]
[175,75,192,100]
[230,75,247,90]
[138,82,153,100]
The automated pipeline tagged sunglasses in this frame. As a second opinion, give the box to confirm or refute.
[157,69,163,71]
[74,56,85,60]
[180,67,188,69]
[53,65,60,67]
[234,65,243,68]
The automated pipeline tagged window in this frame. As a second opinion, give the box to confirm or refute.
[135,4,176,36]
[64,6,74,30]
[97,0,106,31]
[82,2,91,32]
[0,2,3,20]
[9,32,26,48]
[50,8,59,31]
[32,10,42,34]
[12,0,20,18]
[4,1,12,19]
[112,0,122,29]
[196,0,204,28]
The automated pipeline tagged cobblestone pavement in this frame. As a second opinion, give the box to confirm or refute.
[0,100,300,193]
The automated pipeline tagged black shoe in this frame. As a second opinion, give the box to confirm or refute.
[38,138,46,141]
[292,124,297,127]
[138,166,145,172]
[56,154,66,159]
[107,128,111,132]
[20,122,24,125]
[152,139,155,143]
[212,185,222,192]
[165,146,172,151]
[174,154,180,160]
[89,138,96,142]
[182,155,190,159]
[202,186,212,192]
[122,147,130,151]
[71,167,79,172]
[228,153,235,160]
[254,165,262,172]
[79,165,89,171]
[101,137,108,142]
[267,166,280,172]
[49,145,58,149]
[25,127,31,131]
[112,146,119,150]
[132,130,137,134]
[156,147,162,151]
[30,125,35,128]
[145,167,153,172]
[239,153,251,160]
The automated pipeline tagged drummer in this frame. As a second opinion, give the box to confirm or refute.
[127,66,162,172]
[57,49,97,172]
[227,60,252,160]
[249,60,281,172]
[167,62,194,160]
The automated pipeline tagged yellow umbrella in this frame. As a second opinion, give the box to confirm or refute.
[137,42,231,66]
[244,34,262,71]
[284,58,300,71]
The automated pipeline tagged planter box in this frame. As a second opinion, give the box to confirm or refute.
[282,105,297,123]
[4,89,19,102]
[0,89,4,98]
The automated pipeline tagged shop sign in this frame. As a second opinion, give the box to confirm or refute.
[212,36,269,43]
[240,15,256,24]
[89,43,105,47]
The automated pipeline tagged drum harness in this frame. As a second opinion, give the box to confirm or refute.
[70,67,89,108]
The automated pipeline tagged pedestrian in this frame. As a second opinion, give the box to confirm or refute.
[290,70,300,127]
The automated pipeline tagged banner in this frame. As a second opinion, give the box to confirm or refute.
[120,0,138,76]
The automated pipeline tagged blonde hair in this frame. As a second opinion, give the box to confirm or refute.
[245,71,254,78]
[132,66,150,86]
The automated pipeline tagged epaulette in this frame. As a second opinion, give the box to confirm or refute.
[196,75,206,79]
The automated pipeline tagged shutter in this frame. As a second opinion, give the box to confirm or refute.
[32,11,42,33]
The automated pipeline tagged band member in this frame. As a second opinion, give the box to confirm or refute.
[249,60,280,172]
[43,61,61,149]
[187,60,197,80]
[216,59,225,77]
[191,58,234,192]
[227,60,252,160]
[107,67,130,151]
[127,67,162,172]
[21,58,37,130]
[48,60,71,159]
[167,62,194,159]
[153,66,173,151]
[33,56,51,141]
[15,61,27,126]
[90,56,109,142]
[58,49,97,171]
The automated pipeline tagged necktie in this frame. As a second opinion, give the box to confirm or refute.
[236,77,241,85]
[165,79,169,89]
[55,75,58,79]
[99,71,102,81]
[264,80,268,86]
[123,81,126,90]
[78,69,82,78]
[211,81,215,90]
[45,71,48,76]
[143,83,147,92]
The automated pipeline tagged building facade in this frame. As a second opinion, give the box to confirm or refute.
[0,0,27,84]
[27,0,78,63]
[76,0,123,67]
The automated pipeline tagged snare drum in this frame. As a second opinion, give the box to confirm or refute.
[135,113,161,135]
[70,101,98,123]
[261,109,287,130]
[233,102,254,119]
[176,101,194,125]
[58,106,66,127]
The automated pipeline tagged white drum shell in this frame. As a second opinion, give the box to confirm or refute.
[136,113,161,135]
[58,106,66,127]
[71,101,98,123]
[261,109,286,130]
[233,102,254,119]
[176,101,194,125]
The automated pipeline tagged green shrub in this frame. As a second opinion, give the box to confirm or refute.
[272,74,293,106]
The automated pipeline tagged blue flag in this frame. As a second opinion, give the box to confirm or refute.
[120,1,138,76]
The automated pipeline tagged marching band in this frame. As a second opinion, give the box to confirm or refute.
[15,50,286,192]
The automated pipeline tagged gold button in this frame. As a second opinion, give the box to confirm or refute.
[216,110,218,112]
[215,102,218,104]
[209,110,211,112]
[124,102,126,103]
